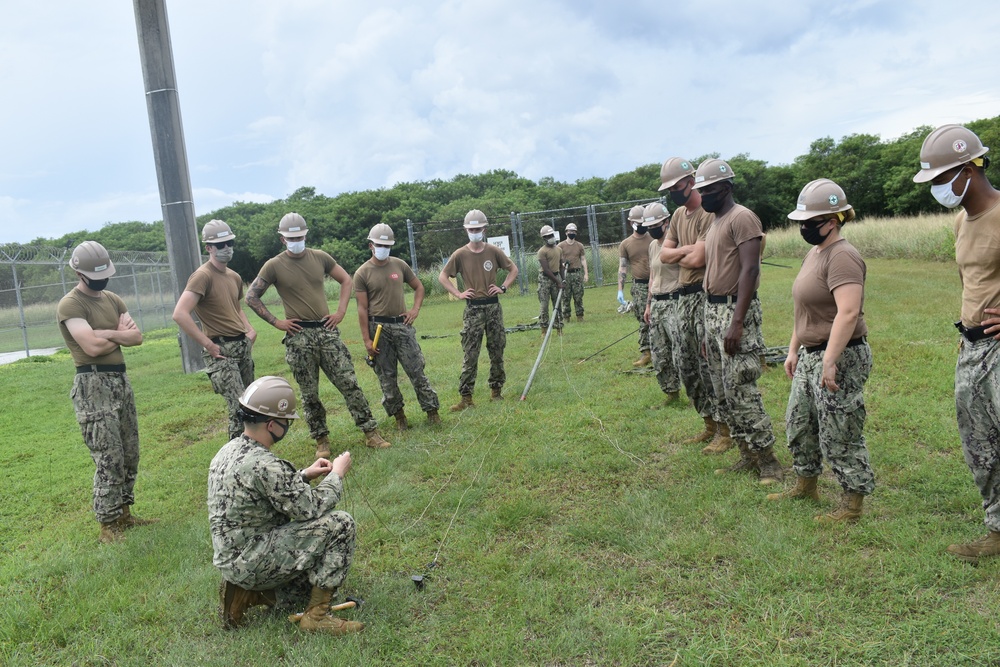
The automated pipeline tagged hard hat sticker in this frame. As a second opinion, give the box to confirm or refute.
[954,140,968,153]
[828,195,839,206]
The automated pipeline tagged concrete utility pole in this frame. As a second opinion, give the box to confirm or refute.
[133,0,204,373]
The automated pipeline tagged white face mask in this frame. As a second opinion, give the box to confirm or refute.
[468,231,484,243]
[286,240,306,254]
[214,246,234,263]
[373,246,391,261]
[930,168,970,209]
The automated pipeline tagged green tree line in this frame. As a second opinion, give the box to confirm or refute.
[11,115,1000,281]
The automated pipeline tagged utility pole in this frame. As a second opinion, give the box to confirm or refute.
[133,0,204,373]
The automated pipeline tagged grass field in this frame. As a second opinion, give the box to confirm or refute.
[2,247,998,665]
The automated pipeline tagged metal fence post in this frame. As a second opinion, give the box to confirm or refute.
[512,212,528,295]
[129,263,145,331]
[587,205,603,286]
[11,264,29,357]
[406,218,418,273]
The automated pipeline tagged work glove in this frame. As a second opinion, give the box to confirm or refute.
[617,290,625,305]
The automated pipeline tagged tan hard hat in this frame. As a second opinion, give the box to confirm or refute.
[565,223,578,232]
[464,209,488,228]
[540,225,555,237]
[787,179,854,221]
[202,219,236,243]
[278,212,309,237]
[658,157,696,191]
[913,124,990,183]
[70,241,116,279]
[368,223,396,246]
[627,205,645,224]
[641,202,670,226]
[692,158,735,190]
[239,376,300,419]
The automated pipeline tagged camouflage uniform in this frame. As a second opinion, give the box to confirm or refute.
[208,435,355,591]
[284,327,377,438]
[631,280,650,352]
[955,338,1000,531]
[704,298,774,452]
[649,297,680,394]
[368,321,439,416]
[538,274,563,332]
[675,291,716,420]
[561,270,585,319]
[785,343,875,494]
[71,371,140,524]
[459,302,506,397]
[203,337,255,440]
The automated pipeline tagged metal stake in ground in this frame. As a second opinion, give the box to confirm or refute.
[521,269,567,401]
[577,327,640,364]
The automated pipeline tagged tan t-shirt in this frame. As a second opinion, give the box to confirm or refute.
[557,239,586,270]
[703,205,763,296]
[183,262,247,338]
[57,288,128,366]
[354,257,417,317]
[665,205,713,286]
[955,199,1000,327]
[649,238,680,296]
[537,244,562,278]
[442,244,516,299]
[619,234,652,280]
[258,249,337,320]
[791,239,868,348]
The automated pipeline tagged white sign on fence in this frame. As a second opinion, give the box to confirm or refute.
[487,235,511,256]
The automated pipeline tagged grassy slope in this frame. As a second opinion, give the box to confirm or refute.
[1,258,998,666]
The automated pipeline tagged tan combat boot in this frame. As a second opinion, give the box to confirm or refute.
[683,417,717,445]
[702,423,733,454]
[662,391,680,406]
[119,505,159,529]
[756,446,785,485]
[946,531,1000,562]
[364,429,391,449]
[315,435,332,458]
[426,410,442,425]
[491,387,503,401]
[714,441,757,476]
[99,519,125,544]
[815,492,865,524]
[393,409,409,431]
[292,587,364,635]
[633,351,652,367]
[450,395,475,412]
[219,580,276,629]
[766,475,820,502]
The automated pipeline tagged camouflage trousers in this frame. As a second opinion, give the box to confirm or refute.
[675,290,716,420]
[785,343,875,495]
[71,371,139,524]
[368,321,439,416]
[219,511,356,592]
[459,302,506,397]
[703,298,775,452]
[561,270,585,318]
[631,281,650,353]
[203,337,255,440]
[284,326,376,438]
[538,274,564,332]
[955,337,1000,532]
[649,298,680,394]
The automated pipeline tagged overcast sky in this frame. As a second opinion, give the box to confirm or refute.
[1,0,998,244]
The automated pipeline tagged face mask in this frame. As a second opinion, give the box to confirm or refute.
[648,225,665,240]
[800,220,832,246]
[567,233,577,240]
[930,168,970,209]
[633,224,645,235]
[545,237,557,246]
[669,187,691,206]
[468,231,484,243]
[373,246,391,261]
[85,276,110,292]
[286,240,306,254]
[269,419,289,444]
[214,247,234,263]
[700,187,728,213]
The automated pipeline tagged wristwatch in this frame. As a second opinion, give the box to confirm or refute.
[500,285,507,293]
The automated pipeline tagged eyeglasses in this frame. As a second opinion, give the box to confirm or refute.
[209,240,235,248]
